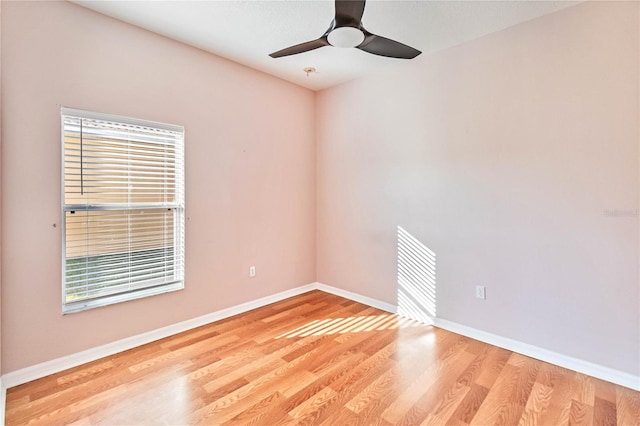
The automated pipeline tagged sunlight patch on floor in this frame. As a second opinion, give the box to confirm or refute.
[276,314,422,339]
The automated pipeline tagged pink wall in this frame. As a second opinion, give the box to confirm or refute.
[1,1,315,372]
[316,1,639,375]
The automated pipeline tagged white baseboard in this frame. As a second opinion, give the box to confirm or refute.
[315,283,398,314]
[2,282,638,396]
[2,283,317,389]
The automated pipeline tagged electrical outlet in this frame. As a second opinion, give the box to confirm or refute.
[475,285,486,300]
[249,266,256,277]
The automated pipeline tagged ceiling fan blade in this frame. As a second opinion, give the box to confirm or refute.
[357,33,421,59]
[334,0,366,27]
[269,38,329,58]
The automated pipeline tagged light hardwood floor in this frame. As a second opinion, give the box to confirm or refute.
[6,290,640,425]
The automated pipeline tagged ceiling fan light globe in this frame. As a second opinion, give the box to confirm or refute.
[328,27,365,48]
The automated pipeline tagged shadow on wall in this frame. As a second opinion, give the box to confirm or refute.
[397,226,436,325]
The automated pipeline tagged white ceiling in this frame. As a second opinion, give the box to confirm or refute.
[73,0,579,91]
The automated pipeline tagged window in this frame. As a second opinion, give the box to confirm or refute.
[62,108,185,313]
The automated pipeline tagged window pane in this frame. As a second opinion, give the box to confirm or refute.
[63,116,182,206]
[64,208,183,303]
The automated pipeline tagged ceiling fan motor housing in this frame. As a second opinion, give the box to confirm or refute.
[327,26,366,48]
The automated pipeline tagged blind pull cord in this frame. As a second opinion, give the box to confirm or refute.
[80,119,84,196]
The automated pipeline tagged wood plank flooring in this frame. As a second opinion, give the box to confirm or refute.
[6,290,640,425]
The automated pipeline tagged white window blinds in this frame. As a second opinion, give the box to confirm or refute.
[62,108,185,313]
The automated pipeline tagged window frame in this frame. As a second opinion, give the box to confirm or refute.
[61,107,185,314]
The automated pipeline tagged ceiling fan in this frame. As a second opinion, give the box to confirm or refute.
[269,0,421,60]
